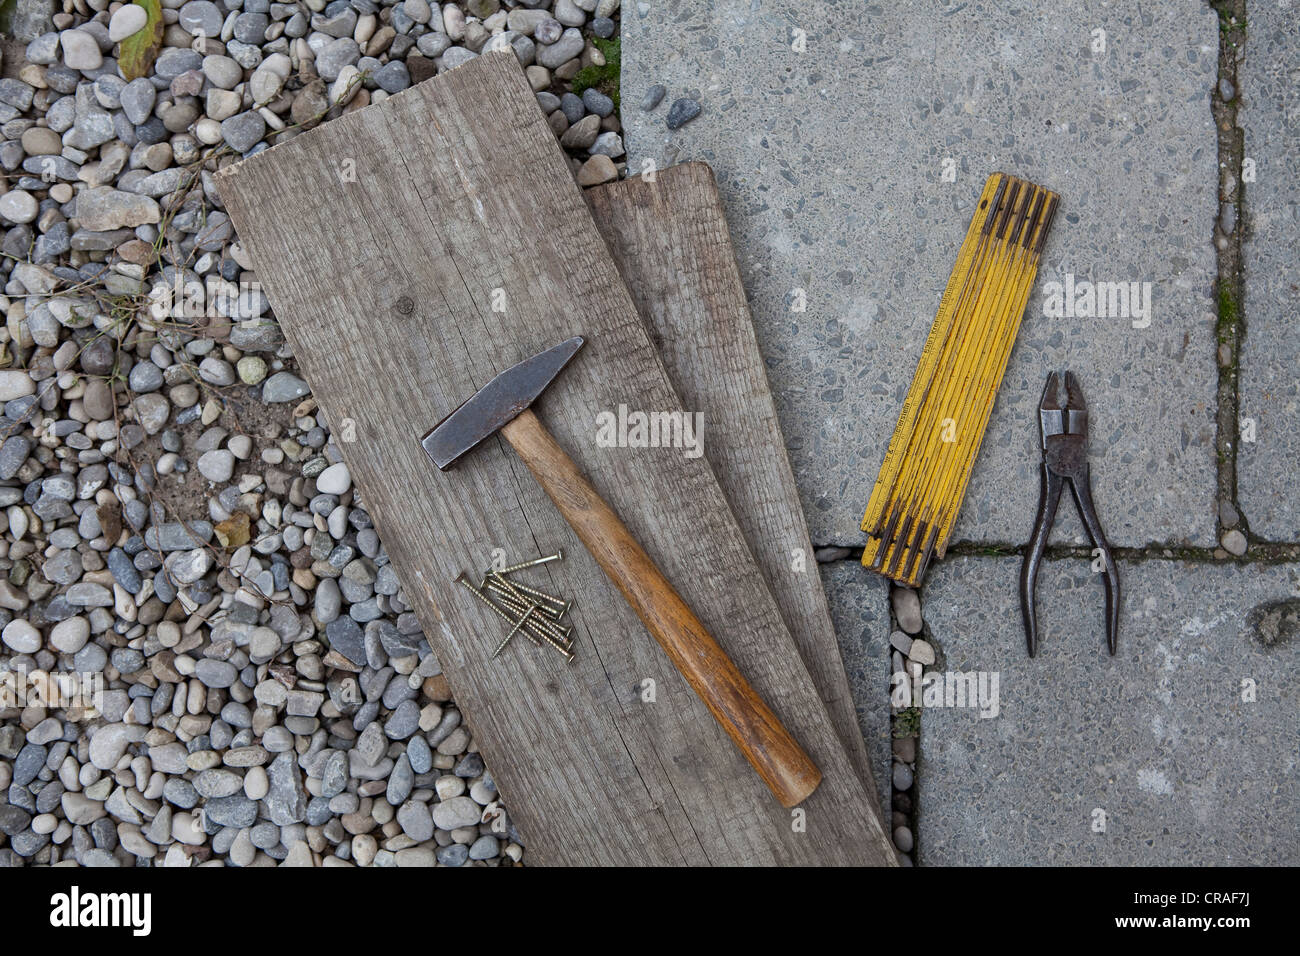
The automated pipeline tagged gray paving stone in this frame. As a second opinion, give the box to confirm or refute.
[1238,8,1300,540]
[919,556,1299,865]
[623,1,1220,548]
[821,563,891,814]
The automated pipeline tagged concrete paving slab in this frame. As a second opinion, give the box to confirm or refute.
[821,563,892,814]
[919,555,1299,865]
[1238,7,1300,540]
[623,1,1220,549]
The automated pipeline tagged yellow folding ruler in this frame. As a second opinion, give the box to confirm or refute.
[862,172,1059,586]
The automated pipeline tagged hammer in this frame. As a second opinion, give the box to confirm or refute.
[423,337,822,807]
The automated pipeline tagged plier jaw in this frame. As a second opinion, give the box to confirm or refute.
[1019,371,1120,657]
[1038,370,1088,450]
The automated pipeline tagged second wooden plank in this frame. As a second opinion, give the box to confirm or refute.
[588,164,891,821]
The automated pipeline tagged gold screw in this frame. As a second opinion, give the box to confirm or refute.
[537,629,576,664]
[486,575,572,636]
[492,603,541,658]
[491,590,575,645]
[455,575,542,647]
[482,575,566,622]
[496,551,563,574]
[486,572,568,613]
[499,601,574,661]
[458,574,573,663]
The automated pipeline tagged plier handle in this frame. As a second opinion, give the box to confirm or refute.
[1019,371,1120,657]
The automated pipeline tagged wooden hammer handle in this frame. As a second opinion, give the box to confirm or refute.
[501,408,822,807]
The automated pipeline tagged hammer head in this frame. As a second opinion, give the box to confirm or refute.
[421,336,584,470]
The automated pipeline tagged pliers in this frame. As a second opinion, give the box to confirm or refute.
[1019,371,1120,657]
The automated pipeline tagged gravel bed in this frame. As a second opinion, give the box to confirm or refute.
[0,0,625,868]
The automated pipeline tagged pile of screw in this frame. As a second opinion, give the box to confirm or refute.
[456,553,575,664]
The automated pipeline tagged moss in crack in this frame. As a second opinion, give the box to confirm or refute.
[1208,0,1247,535]
[1217,283,1239,344]
[1215,4,1246,46]
[893,706,921,739]
[571,37,621,111]
[942,540,1300,563]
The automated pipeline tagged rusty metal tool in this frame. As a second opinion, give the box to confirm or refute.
[422,337,822,808]
[1019,371,1120,657]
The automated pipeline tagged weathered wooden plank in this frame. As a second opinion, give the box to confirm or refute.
[587,164,888,818]
[216,52,892,865]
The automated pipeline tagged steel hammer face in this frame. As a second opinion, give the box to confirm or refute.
[421,337,585,470]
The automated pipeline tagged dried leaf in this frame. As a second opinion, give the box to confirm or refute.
[214,512,251,548]
[96,502,122,542]
[118,0,165,83]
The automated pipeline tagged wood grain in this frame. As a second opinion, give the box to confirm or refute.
[216,52,893,865]
[586,164,888,814]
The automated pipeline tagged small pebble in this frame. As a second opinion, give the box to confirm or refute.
[892,587,923,634]
[666,97,701,129]
[893,826,914,854]
[1221,529,1247,556]
[109,4,149,43]
[641,84,666,111]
